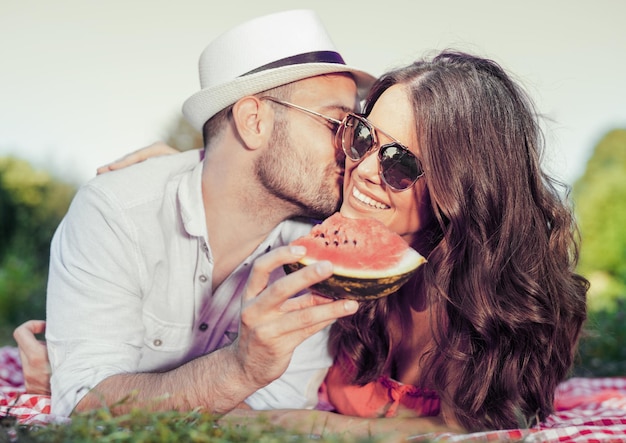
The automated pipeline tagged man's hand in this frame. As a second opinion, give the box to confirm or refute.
[13,320,51,395]
[232,245,359,388]
[75,245,358,416]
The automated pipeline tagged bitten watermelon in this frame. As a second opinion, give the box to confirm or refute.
[284,213,426,300]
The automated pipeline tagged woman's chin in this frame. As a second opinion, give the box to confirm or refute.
[339,203,383,222]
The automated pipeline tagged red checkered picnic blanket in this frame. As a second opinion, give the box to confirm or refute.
[0,346,63,425]
[2,345,626,441]
[408,378,626,442]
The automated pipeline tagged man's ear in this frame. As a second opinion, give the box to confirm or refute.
[231,96,273,150]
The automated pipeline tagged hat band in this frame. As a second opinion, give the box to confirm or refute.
[242,51,346,76]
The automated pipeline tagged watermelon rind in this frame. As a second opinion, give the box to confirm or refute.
[298,247,425,280]
[283,249,426,300]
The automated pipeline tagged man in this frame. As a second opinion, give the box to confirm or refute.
[44,9,374,416]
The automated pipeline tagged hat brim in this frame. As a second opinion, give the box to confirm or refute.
[182,63,376,131]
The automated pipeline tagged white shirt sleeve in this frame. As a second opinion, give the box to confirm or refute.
[46,182,145,416]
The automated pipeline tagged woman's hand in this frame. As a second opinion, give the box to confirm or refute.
[96,142,180,174]
[13,320,51,395]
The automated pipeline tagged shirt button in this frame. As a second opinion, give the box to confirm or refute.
[199,274,208,283]
[153,339,162,347]
[199,323,208,331]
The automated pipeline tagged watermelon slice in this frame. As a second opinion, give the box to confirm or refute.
[284,213,426,300]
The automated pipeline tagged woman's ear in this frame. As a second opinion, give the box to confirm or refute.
[231,96,273,150]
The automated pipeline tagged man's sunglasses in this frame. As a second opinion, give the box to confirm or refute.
[261,97,424,191]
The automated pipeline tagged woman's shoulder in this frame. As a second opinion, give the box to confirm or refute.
[325,363,440,418]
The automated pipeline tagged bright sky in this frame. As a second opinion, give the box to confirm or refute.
[1,0,624,186]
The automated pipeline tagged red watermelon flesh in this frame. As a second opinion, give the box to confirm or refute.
[285,213,426,298]
[292,213,409,273]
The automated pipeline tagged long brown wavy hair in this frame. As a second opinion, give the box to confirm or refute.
[328,51,589,432]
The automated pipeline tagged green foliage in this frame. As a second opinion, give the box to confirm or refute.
[0,156,76,344]
[1,408,387,443]
[0,254,46,329]
[574,298,626,377]
[572,129,626,312]
[164,117,203,152]
[570,128,626,377]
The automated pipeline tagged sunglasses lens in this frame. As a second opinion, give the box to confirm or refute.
[343,115,374,161]
[379,145,421,190]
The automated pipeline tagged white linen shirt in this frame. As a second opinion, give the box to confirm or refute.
[46,150,329,416]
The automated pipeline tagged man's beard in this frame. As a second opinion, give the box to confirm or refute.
[255,121,341,219]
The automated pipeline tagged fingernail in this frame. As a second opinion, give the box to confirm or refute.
[315,260,333,275]
[290,245,306,256]
[344,300,358,312]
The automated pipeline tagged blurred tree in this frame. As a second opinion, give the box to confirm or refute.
[0,178,16,258]
[573,128,626,311]
[164,116,202,152]
[0,156,76,343]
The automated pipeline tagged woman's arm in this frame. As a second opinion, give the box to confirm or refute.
[221,408,464,442]
[96,142,184,174]
[13,320,51,395]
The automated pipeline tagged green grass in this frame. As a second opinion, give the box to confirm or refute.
[1,407,395,443]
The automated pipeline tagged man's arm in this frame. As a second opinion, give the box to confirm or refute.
[75,246,358,415]
[75,345,256,413]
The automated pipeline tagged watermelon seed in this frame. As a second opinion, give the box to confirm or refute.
[333,240,339,246]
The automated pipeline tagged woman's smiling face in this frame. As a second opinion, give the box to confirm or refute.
[339,84,433,244]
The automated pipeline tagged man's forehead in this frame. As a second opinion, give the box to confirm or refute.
[291,73,359,107]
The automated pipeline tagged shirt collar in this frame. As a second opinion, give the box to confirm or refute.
[178,160,207,239]
[177,160,313,260]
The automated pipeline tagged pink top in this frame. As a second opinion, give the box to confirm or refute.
[322,362,441,418]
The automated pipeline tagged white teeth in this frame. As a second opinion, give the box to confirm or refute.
[352,187,390,209]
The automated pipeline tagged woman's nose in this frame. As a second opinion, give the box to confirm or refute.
[355,148,382,185]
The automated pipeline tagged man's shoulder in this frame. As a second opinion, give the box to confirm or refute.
[275,217,316,245]
[82,150,203,208]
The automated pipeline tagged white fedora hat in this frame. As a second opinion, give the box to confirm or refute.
[182,9,376,131]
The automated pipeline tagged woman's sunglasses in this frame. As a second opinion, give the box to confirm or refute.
[337,113,424,191]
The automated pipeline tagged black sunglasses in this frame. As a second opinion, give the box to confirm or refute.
[337,113,424,191]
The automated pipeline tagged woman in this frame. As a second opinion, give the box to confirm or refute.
[333,50,589,430]
[231,50,588,436]
[15,50,588,436]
